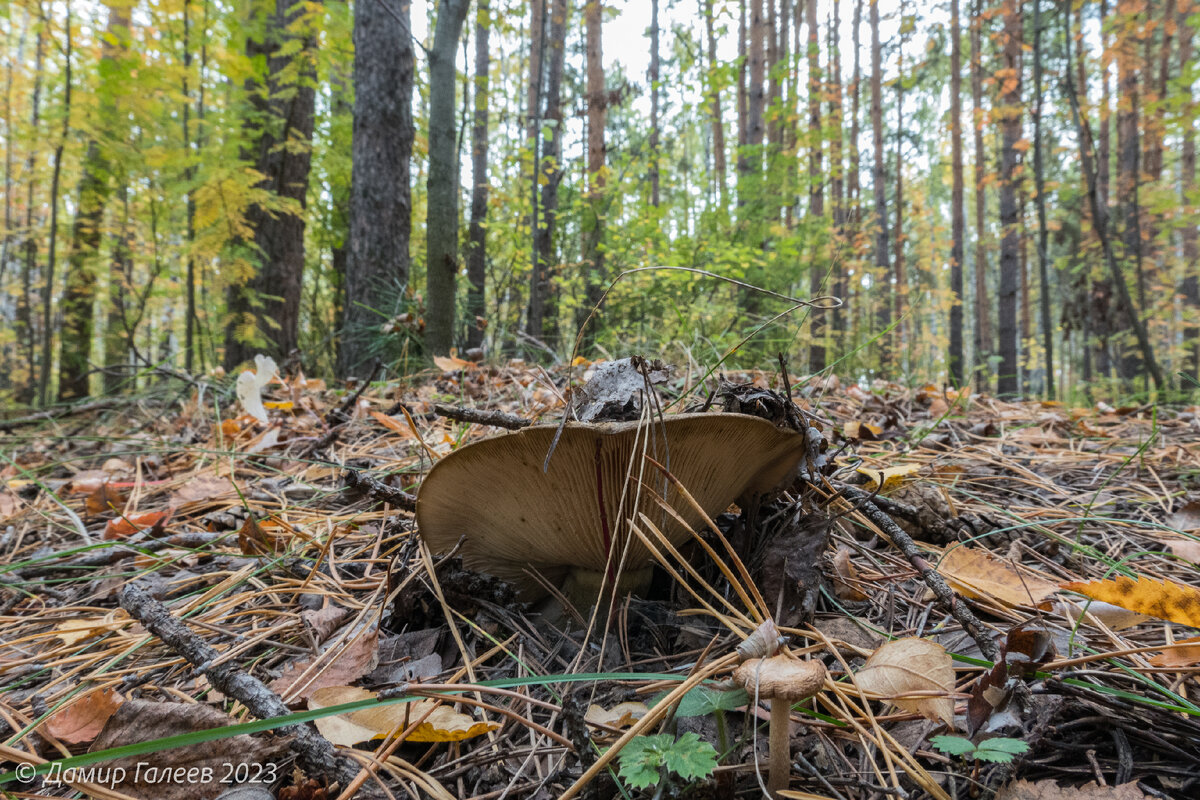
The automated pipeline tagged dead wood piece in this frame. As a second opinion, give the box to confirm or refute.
[0,398,123,432]
[342,469,418,511]
[838,485,1002,663]
[430,402,532,429]
[118,582,365,792]
[16,532,224,577]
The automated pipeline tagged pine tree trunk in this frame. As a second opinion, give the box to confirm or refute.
[425,0,471,358]
[225,0,319,371]
[1181,2,1198,380]
[1032,0,1054,398]
[870,0,890,368]
[1115,0,1143,382]
[14,25,43,406]
[41,2,72,404]
[829,0,846,341]
[950,0,965,386]
[466,0,491,353]
[705,0,728,211]
[806,0,824,372]
[649,0,661,207]
[893,38,905,367]
[847,0,862,341]
[996,0,1022,397]
[337,0,413,377]
[971,0,991,389]
[579,0,607,343]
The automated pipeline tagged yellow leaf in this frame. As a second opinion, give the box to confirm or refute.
[263,400,294,410]
[856,463,921,491]
[852,638,956,726]
[1061,575,1200,628]
[370,410,416,438]
[308,686,498,745]
[938,545,1058,607]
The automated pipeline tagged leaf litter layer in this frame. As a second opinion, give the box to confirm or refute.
[1,363,1199,800]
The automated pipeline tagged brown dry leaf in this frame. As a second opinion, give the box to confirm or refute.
[370,410,417,438]
[832,546,869,601]
[41,687,124,745]
[928,396,950,416]
[90,700,290,800]
[85,483,127,515]
[1061,575,1200,628]
[843,421,883,440]
[170,475,237,507]
[1148,636,1200,667]
[301,604,352,645]
[53,615,127,645]
[853,637,956,725]
[1150,533,1200,563]
[433,354,474,372]
[0,490,21,520]
[938,545,1058,607]
[308,685,498,745]
[103,509,172,540]
[1157,501,1200,562]
[856,463,921,491]
[584,701,649,729]
[1165,500,1200,532]
[996,779,1148,800]
[269,627,379,701]
[1050,598,1151,630]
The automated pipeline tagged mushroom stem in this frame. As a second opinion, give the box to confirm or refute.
[767,699,791,796]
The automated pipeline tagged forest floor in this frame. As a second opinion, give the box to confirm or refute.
[1,359,1199,800]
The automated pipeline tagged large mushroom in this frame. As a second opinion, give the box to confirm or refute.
[416,413,809,603]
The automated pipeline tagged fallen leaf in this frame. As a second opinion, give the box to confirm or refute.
[584,701,649,729]
[41,687,124,745]
[0,490,22,520]
[1050,598,1151,630]
[1147,636,1200,667]
[371,410,418,438]
[53,616,127,645]
[853,637,956,726]
[856,463,921,491]
[1165,500,1200,532]
[85,483,127,515]
[269,626,379,701]
[169,475,237,507]
[928,396,950,417]
[996,779,1149,800]
[832,546,869,601]
[1061,575,1200,628]
[90,700,290,800]
[938,545,1058,607]
[301,604,352,645]
[843,421,883,441]
[103,509,172,540]
[433,354,473,372]
[308,686,498,745]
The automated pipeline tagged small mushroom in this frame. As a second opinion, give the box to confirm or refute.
[416,413,807,604]
[734,655,826,797]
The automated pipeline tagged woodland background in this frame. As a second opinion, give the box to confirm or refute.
[0,0,1198,405]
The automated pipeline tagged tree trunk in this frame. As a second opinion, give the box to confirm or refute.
[1115,0,1143,382]
[41,1,72,404]
[579,0,607,342]
[870,0,890,368]
[424,0,471,357]
[1032,0,1053,398]
[829,0,846,341]
[466,0,491,353]
[649,0,661,207]
[526,0,568,344]
[1181,1,1198,380]
[806,0,824,372]
[996,0,1022,397]
[705,0,728,211]
[1100,0,1111,212]
[847,0,862,339]
[971,0,991,390]
[101,4,133,395]
[14,24,43,406]
[893,32,905,367]
[738,0,764,220]
[337,0,413,377]
[950,0,965,386]
[225,0,319,371]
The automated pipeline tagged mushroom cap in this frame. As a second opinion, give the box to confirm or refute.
[734,655,826,702]
[416,412,807,599]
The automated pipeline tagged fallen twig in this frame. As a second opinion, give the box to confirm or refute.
[118,582,366,791]
[384,401,531,431]
[342,469,418,511]
[837,485,1001,663]
[0,399,123,432]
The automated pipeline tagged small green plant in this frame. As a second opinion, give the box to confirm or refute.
[930,735,1030,764]
[650,685,749,761]
[616,732,719,790]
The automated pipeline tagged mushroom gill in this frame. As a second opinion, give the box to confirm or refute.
[416,412,808,602]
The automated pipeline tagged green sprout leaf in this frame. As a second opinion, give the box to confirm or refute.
[652,685,749,717]
[616,732,718,789]
[661,732,718,781]
[974,738,1031,764]
[930,735,978,757]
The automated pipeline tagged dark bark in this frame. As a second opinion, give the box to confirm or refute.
[1032,0,1053,398]
[466,0,491,353]
[870,0,889,366]
[971,0,991,390]
[649,0,661,207]
[1115,0,1143,383]
[101,5,133,395]
[807,0,824,372]
[705,0,727,210]
[14,26,43,406]
[225,0,319,371]
[829,0,846,340]
[424,0,471,357]
[526,0,568,343]
[578,0,607,343]
[736,0,748,190]
[1181,3,1199,380]
[996,0,1022,398]
[40,1,71,405]
[893,29,905,364]
[949,0,965,387]
[337,0,413,377]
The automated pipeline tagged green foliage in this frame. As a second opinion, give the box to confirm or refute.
[650,685,748,718]
[930,735,1030,764]
[616,732,718,790]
